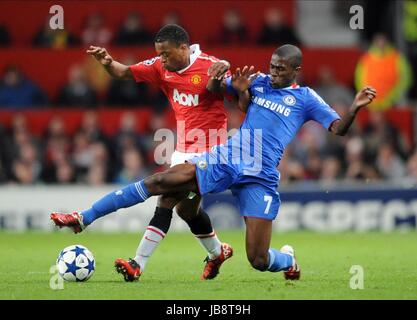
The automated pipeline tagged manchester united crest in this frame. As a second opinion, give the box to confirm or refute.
[191,74,202,85]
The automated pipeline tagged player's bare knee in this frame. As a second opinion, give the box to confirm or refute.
[146,173,165,191]
[248,255,269,272]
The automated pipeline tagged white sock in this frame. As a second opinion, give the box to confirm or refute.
[195,231,222,260]
[134,226,165,272]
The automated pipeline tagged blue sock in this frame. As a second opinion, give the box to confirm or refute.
[267,248,293,272]
[81,180,150,226]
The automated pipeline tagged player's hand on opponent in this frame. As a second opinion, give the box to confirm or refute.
[231,66,260,93]
[86,46,113,66]
[353,86,377,109]
[208,60,230,80]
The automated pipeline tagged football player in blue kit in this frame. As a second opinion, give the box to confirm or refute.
[51,44,376,280]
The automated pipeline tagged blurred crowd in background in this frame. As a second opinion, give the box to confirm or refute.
[0,7,301,109]
[1,104,417,186]
[0,0,416,186]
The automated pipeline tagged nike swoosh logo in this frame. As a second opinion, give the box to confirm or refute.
[165,75,174,79]
[144,236,159,243]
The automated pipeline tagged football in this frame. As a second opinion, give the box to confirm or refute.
[56,245,95,282]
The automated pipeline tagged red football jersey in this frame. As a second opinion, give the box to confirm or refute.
[129,44,228,153]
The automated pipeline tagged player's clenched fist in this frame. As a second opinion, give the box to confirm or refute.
[86,45,113,66]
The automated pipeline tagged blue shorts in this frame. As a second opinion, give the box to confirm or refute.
[190,152,281,220]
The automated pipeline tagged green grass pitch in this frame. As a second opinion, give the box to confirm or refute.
[1,231,416,300]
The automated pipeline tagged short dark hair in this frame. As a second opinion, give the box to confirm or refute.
[273,44,302,68]
[154,24,189,46]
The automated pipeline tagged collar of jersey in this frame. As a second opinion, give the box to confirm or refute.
[285,83,299,89]
[176,44,201,74]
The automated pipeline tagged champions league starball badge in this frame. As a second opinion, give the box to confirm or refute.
[197,160,208,170]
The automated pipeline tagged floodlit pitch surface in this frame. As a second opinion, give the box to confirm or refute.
[1,231,416,299]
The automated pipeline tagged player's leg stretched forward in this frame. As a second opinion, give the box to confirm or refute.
[51,163,233,280]
[51,163,198,233]
[244,217,300,280]
[115,195,233,281]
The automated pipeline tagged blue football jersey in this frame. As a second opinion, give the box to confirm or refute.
[224,74,341,184]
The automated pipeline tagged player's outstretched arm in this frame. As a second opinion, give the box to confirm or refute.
[329,86,377,136]
[86,45,133,80]
[231,66,259,113]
